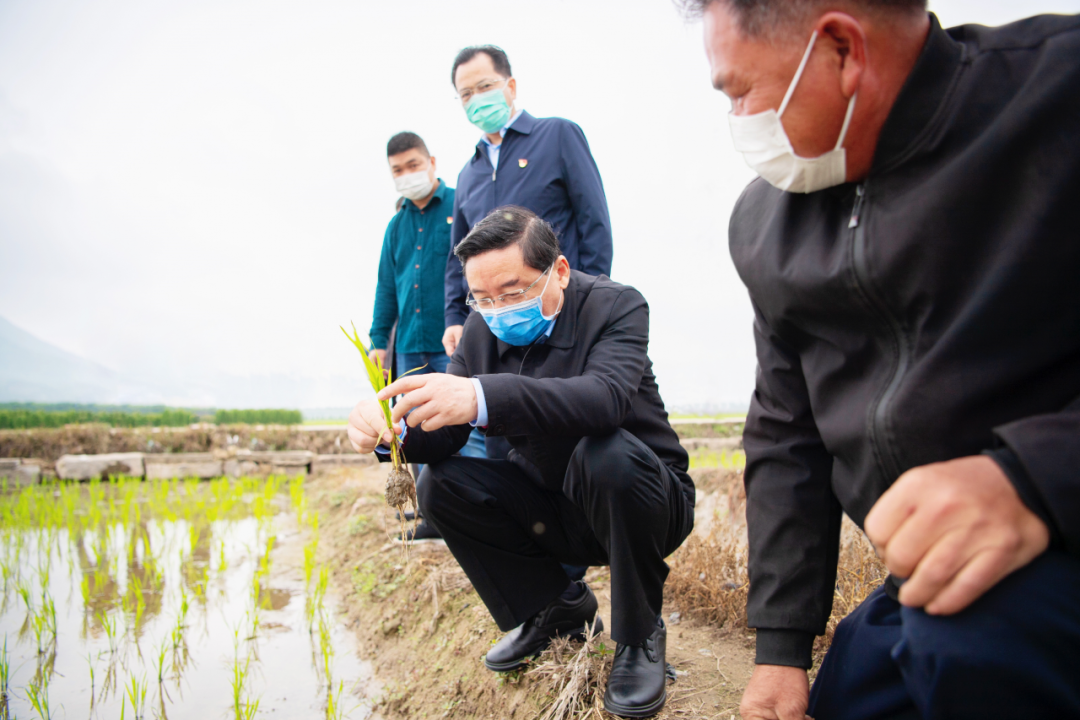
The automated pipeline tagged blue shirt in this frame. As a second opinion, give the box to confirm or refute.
[444,111,613,327]
[480,108,523,171]
[369,180,454,354]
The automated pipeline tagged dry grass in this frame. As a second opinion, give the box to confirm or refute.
[665,468,888,668]
[528,620,612,720]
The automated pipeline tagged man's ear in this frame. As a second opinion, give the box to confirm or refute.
[429,155,437,174]
[556,255,571,289]
[817,12,867,99]
[506,76,518,103]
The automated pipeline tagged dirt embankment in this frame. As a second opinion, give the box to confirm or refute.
[0,424,355,467]
[0,422,743,472]
[307,460,885,720]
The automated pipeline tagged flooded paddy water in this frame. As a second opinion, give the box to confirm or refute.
[0,475,378,719]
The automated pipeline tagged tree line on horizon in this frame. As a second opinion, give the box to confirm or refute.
[0,403,303,429]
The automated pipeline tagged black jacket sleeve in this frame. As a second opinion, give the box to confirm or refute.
[744,302,842,669]
[988,394,1080,556]
[479,288,647,437]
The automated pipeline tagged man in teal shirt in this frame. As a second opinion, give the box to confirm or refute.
[370,132,484,541]
[370,132,455,378]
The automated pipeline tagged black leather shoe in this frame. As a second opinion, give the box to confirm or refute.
[483,582,603,672]
[603,620,667,718]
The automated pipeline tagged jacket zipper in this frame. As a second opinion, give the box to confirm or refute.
[849,182,909,481]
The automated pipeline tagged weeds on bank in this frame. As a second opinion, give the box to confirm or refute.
[529,619,612,720]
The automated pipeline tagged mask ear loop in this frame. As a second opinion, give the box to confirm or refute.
[834,92,858,151]
[778,30,820,118]
[540,263,563,321]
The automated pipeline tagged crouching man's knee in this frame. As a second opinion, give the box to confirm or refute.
[567,430,658,498]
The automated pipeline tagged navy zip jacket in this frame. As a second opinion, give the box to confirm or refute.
[729,14,1080,669]
[444,111,613,327]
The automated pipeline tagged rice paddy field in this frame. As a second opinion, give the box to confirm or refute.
[0,475,375,720]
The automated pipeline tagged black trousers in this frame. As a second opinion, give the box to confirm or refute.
[808,551,1080,719]
[418,429,695,645]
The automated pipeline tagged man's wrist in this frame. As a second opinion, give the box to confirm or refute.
[984,447,1061,549]
[470,377,488,427]
[754,629,815,669]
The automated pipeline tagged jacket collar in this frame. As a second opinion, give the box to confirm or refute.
[495,270,579,358]
[403,178,450,212]
[871,14,964,175]
[472,111,538,159]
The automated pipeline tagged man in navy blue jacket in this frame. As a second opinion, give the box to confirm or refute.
[441,45,613,357]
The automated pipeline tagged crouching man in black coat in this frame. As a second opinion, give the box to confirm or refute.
[347,205,695,718]
[690,1,1080,719]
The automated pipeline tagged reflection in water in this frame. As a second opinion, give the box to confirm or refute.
[0,476,376,719]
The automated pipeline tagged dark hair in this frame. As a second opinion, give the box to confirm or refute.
[676,0,926,37]
[387,131,429,158]
[451,45,512,87]
[454,206,559,270]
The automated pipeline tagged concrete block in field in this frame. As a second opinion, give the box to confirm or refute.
[313,454,376,471]
[679,437,743,452]
[15,464,41,486]
[223,459,241,478]
[56,452,145,480]
[144,453,224,479]
[1,459,40,486]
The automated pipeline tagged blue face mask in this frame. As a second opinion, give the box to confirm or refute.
[477,267,562,346]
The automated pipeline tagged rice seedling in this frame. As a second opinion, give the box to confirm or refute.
[326,679,347,720]
[99,610,119,654]
[24,677,52,720]
[341,323,417,526]
[0,636,10,710]
[155,640,169,685]
[229,646,259,720]
[125,673,147,719]
[303,538,318,589]
[317,613,334,684]
[85,652,94,699]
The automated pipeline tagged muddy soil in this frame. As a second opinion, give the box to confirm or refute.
[308,464,756,720]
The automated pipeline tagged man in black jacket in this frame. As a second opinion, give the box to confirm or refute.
[347,206,694,718]
[687,0,1080,718]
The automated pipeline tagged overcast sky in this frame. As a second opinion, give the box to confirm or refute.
[1,0,1077,410]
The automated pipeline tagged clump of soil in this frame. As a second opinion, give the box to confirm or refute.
[384,466,416,511]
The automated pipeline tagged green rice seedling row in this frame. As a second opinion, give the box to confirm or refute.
[0,475,374,718]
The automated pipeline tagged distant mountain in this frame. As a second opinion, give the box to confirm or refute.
[0,316,159,403]
[0,315,365,409]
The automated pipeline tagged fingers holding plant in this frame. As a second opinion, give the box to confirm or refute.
[347,400,398,454]
[379,373,479,431]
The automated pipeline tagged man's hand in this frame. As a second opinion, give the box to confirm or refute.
[740,665,810,720]
[442,325,464,356]
[369,348,389,377]
[378,373,477,432]
[346,399,399,454]
[865,455,1050,615]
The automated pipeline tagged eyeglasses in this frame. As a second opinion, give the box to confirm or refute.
[466,267,550,311]
[456,77,508,105]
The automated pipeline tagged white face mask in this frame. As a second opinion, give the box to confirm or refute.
[728,30,858,194]
[394,167,434,201]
